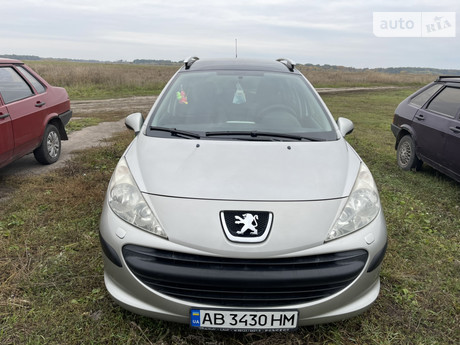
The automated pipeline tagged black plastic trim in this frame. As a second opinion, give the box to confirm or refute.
[58,110,73,126]
[99,233,122,267]
[367,241,387,273]
[390,123,401,139]
[55,110,72,140]
[435,75,460,82]
[122,246,368,307]
[276,58,296,72]
[184,56,199,70]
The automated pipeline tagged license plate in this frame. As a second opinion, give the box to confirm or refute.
[190,309,298,331]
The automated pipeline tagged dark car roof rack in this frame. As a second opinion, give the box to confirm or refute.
[184,56,199,70]
[183,57,298,72]
[276,58,296,72]
[436,75,460,82]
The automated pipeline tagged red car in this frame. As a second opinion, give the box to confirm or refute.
[0,58,72,169]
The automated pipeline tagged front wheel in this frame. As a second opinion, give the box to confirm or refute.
[34,124,61,165]
[396,135,421,171]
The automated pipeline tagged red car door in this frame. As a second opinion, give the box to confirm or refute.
[0,66,48,160]
[8,90,50,159]
[0,102,14,166]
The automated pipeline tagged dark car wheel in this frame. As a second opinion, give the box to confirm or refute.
[397,135,421,171]
[34,124,61,165]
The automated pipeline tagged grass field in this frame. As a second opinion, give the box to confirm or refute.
[26,60,436,100]
[27,61,179,100]
[0,65,459,344]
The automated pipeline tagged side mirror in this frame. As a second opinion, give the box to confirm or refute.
[125,112,144,135]
[337,117,354,137]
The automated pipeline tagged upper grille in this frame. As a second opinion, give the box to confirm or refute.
[122,245,368,307]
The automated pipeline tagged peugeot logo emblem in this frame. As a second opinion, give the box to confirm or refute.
[235,213,259,235]
[220,211,273,243]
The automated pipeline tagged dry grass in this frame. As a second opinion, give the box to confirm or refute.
[27,61,178,99]
[25,60,437,100]
[28,61,178,88]
[297,65,436,88]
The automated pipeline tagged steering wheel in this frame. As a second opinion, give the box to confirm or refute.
[256,104,300,129]
[256,104,297,120]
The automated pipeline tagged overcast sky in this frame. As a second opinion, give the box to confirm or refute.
[1,0,459,68]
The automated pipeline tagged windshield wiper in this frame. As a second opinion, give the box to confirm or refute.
[150,126,201,139]
[205,131,323,142]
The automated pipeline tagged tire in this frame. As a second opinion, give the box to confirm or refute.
[396,135,421,171]
[34,124,61,165]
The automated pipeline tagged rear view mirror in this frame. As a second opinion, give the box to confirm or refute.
[125,113,144,135]
[337,117,354,137]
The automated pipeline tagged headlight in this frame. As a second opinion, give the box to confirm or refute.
[326,163,380,241]
[108,157,167,239]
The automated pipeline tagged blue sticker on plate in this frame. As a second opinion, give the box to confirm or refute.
[190,309,200,327]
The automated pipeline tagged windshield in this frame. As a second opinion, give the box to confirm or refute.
[148,70,337,141]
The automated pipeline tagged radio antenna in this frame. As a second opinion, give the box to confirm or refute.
[235,38,238,58]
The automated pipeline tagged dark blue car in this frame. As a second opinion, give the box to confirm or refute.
[391,76,460,182]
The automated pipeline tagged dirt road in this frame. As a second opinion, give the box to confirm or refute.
[0,118,127,177]
[70,95,157,115]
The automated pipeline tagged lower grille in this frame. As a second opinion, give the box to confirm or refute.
[122,245,368,307]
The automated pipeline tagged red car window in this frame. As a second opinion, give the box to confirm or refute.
[17,66,46,94]
[0,67,34,104]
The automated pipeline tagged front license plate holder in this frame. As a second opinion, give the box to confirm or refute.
[190,309,298,332]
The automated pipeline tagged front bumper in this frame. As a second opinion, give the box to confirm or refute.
[99,197,387,326]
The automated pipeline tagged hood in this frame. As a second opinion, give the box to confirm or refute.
[126,136,361,201]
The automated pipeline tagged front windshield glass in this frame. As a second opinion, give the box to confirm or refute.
[149,70,336,141]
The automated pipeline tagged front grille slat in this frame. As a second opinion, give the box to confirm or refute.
[149,285,339,302]
[151,284,335,304]
[145,280,350,295]
[123,246,368,307]
[136,248,365,266]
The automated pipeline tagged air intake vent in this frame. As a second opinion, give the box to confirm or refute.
[122,246,368,307]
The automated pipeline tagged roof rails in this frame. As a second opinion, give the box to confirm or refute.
[276,58,296,72]
[184,56,199,70]
[436,75,460,82]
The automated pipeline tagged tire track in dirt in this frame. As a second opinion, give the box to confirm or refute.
[70,95,157,114]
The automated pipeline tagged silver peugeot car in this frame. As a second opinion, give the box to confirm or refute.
[99,57,387,331]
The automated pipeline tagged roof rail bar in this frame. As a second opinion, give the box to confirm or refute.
[435,75,460,81]
[276,58,296,72]
[184,56,199,70]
